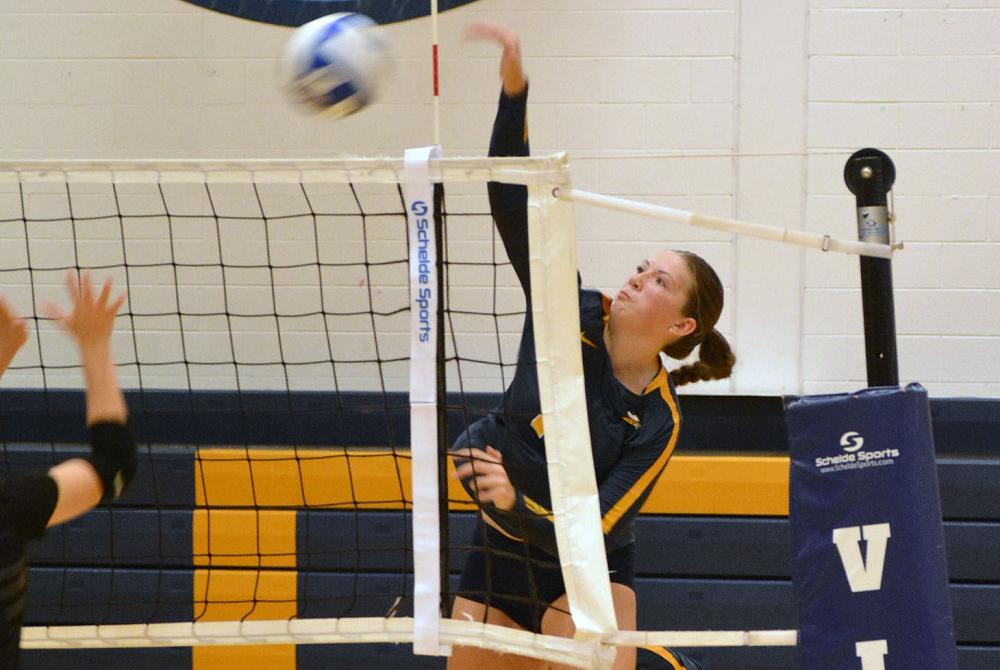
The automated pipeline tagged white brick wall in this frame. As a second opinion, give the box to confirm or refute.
[801,0,1000,397]
[0,0,997,397]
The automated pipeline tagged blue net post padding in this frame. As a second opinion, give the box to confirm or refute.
[785,383,958,670]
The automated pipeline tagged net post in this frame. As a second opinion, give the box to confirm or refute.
[844,148,898,387]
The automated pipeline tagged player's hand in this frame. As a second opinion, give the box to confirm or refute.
[452,445,516,511]
[463,20,527,97]
[41,271,126,352]
[0,295,29,374]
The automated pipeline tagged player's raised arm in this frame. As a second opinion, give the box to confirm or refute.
[42,271,136,526]
[463,20,526,97]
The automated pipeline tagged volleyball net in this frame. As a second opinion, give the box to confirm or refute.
[0,155,890,668]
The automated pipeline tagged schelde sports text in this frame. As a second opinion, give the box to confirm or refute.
[413,201,433,342]
[815,448,900,468]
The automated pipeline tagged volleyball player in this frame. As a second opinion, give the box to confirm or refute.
[449,20,732,670]
[0,271,136,668]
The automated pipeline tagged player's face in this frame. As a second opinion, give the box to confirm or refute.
[611,250,697,346]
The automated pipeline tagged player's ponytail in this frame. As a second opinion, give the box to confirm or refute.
[670,328,736,387]
[663,252,736,386]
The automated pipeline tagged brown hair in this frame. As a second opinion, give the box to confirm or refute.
[664,251,736,386]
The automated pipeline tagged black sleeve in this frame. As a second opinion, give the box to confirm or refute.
[487,85,532,296]
[0,473,59,544]
[88,421,137,501]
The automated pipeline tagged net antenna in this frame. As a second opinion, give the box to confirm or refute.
[4,155,802,670]
[431,0,441,146]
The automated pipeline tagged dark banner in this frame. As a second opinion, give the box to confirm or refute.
[785,384,957,670]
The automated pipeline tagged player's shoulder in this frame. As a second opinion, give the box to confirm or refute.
[643,366,680,410]
[579,287,607,313]
[578,288,610,338]
[0,473,59,545]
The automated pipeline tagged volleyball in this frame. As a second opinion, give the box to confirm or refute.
[282,13,391,118]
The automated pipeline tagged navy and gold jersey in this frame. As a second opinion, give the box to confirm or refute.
[453,86,682,556]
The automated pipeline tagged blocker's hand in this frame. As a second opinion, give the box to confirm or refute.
[0,295,29,377]
[41,271,126,353]
[452,445,516,511]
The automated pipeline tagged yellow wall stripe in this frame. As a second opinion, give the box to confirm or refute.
[196,447,789,516]
[194,449,300,670]
[193,645,295,670]
[642,454,789,516]
[196,447,477,510]
[193,509,297,568]
[191,568,298,670]
[191,569,298,670]
[193,568,298,621]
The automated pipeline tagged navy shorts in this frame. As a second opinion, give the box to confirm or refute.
[456,519,636,633]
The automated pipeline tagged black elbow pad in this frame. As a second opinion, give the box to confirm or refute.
[88,421,137,501]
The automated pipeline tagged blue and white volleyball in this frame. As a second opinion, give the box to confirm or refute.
[282,13,391,118]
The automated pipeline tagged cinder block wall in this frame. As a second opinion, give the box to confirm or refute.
[2,0,999,396]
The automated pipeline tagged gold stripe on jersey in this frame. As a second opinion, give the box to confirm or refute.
[642,645,685,670]
[531,413,545,437]
[601,366,680,535]
[523,494,554,519]
[622,411,641,430]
